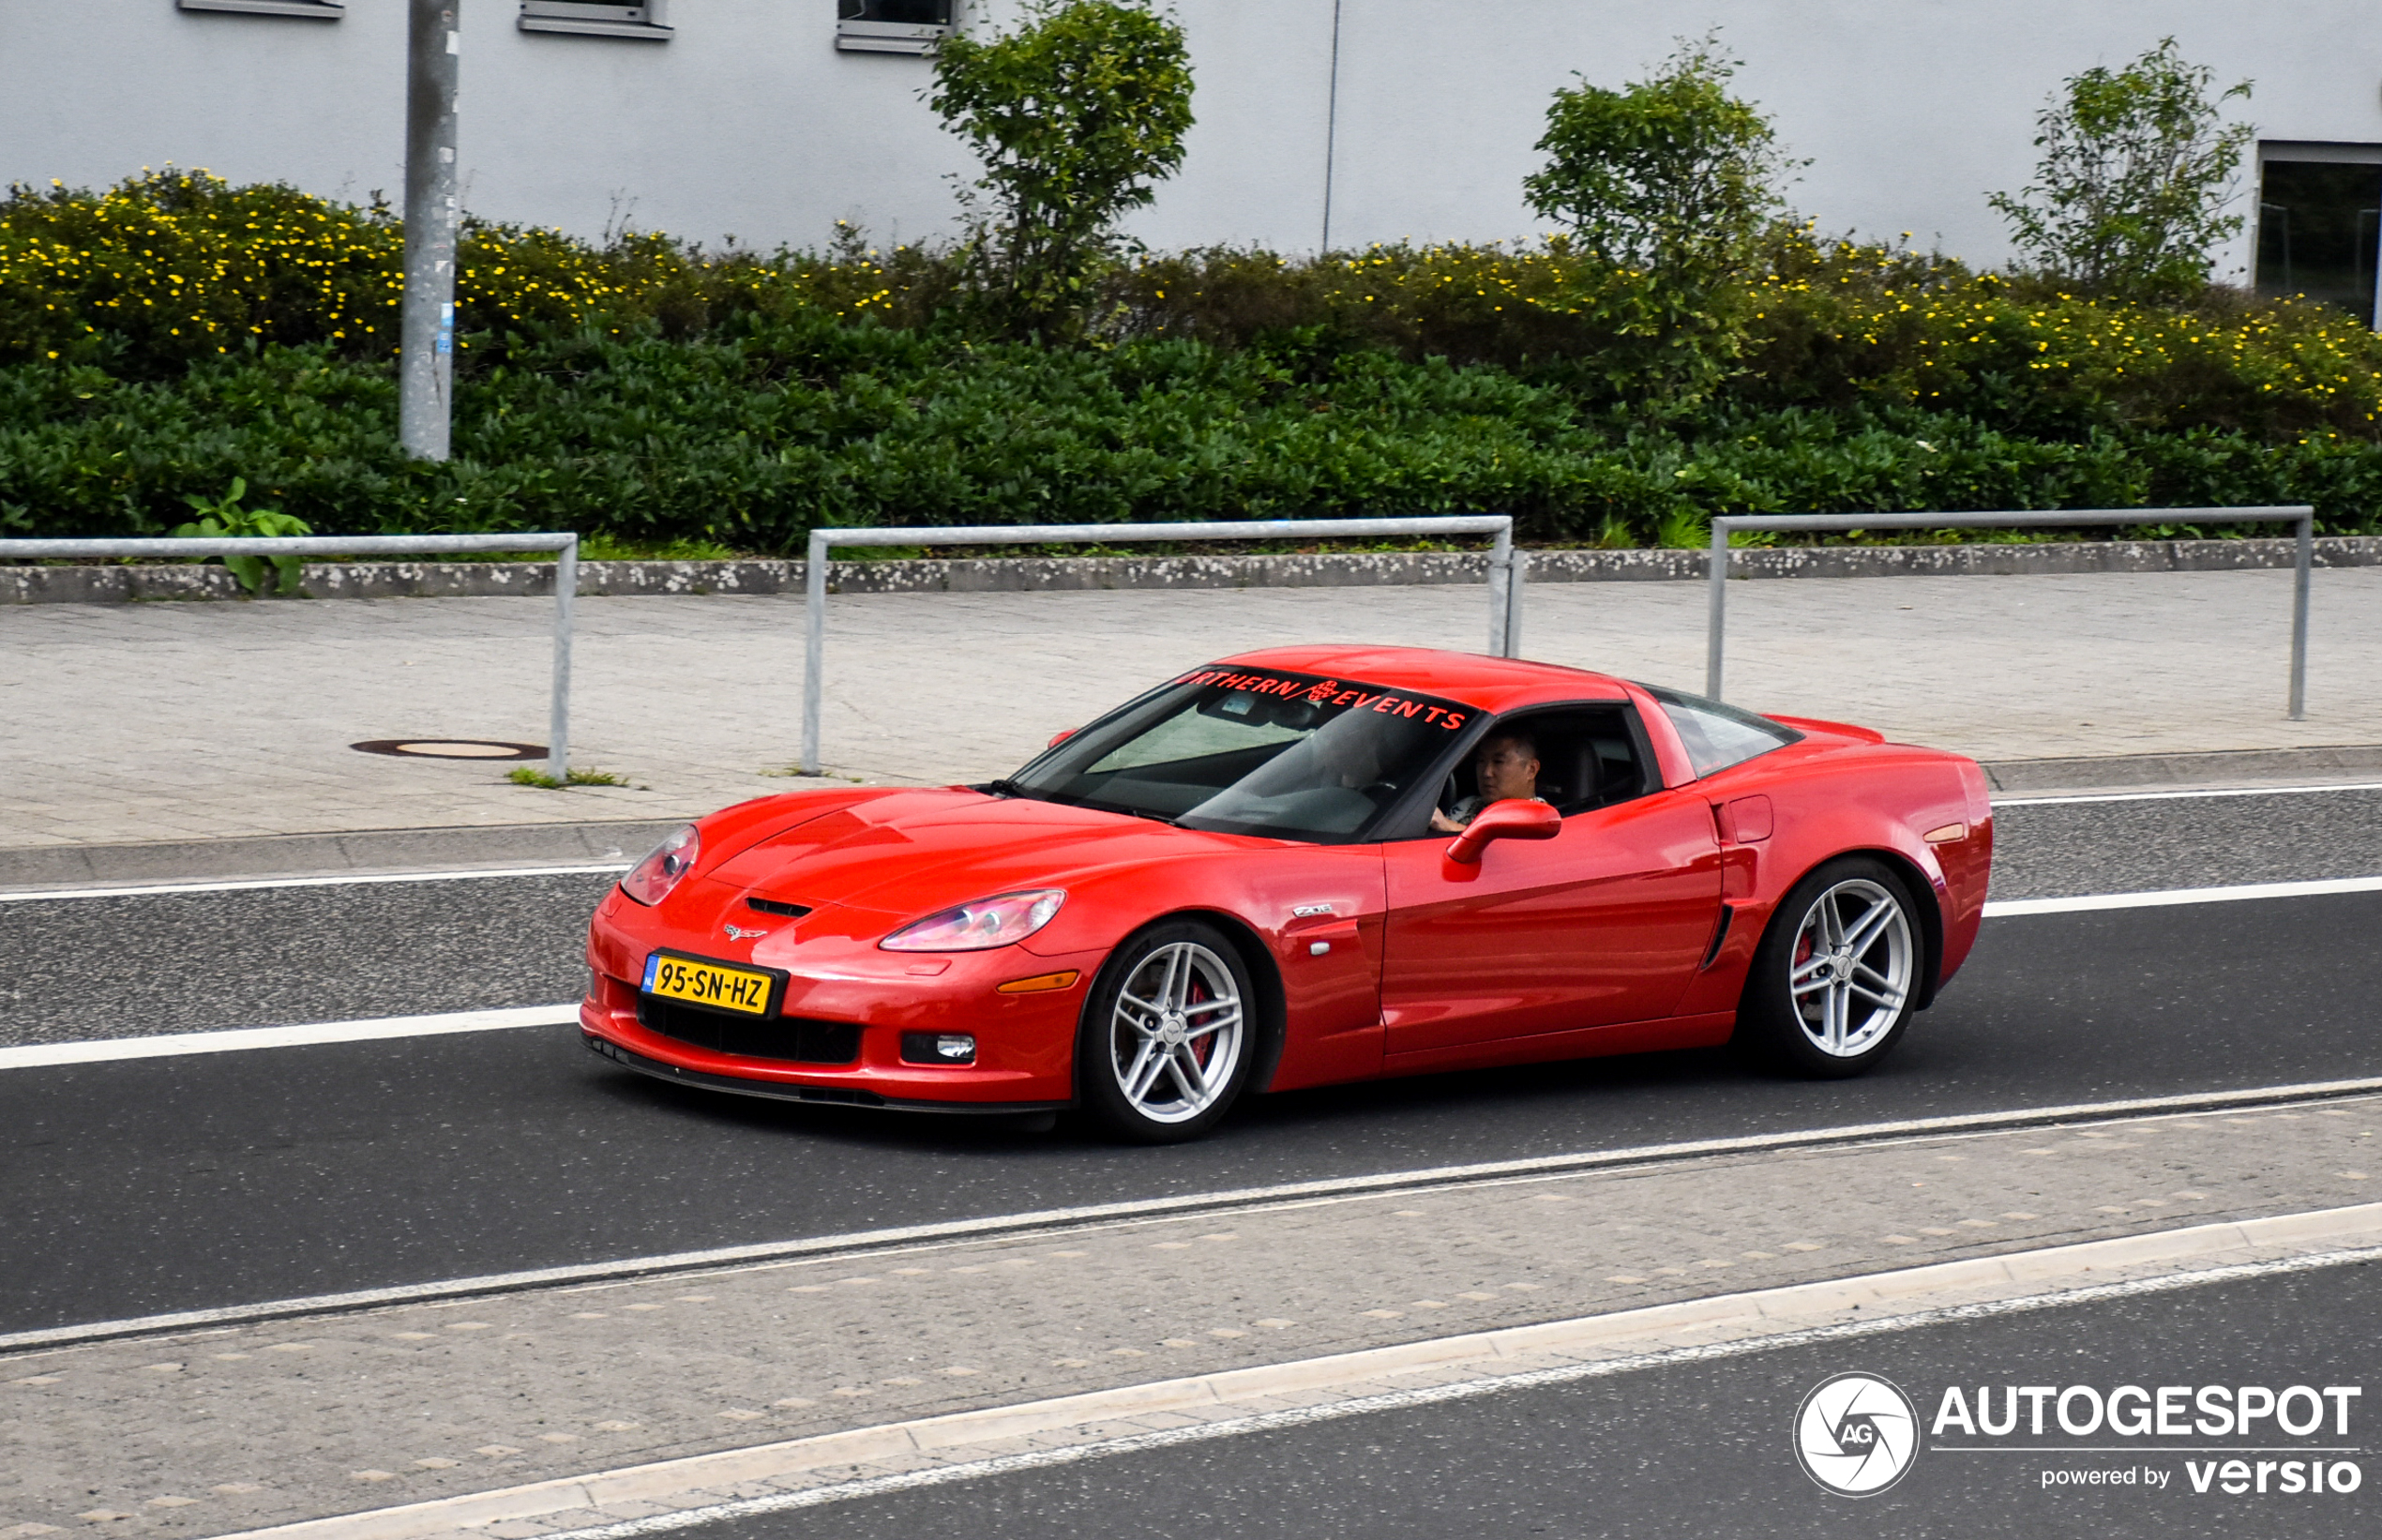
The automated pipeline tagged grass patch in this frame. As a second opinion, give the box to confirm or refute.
[507,766,633,789]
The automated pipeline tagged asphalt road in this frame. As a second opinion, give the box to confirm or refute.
[729,1258,2382,1540]
[5,790,2379,1049]
[0,788,2377,1334]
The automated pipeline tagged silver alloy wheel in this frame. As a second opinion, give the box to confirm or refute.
[1786,877,1914,1058]
[1107,940,1245,1125]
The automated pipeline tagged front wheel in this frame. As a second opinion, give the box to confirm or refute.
[1736,857,1922,1078]
[1077,921,1255,1143]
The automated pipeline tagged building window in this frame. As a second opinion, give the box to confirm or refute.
[177,0,344,17]
[2255,143,2382,326]
[520,1,672,40]
[837,0,955,55]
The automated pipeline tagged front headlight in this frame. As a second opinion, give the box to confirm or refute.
[881,889,1065,952]
[620,823,700,906]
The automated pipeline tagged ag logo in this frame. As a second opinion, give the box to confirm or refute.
[1794,1372,1920,1496]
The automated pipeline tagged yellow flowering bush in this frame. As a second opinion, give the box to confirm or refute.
[1742,230,2382,438]
[0,171,948,371]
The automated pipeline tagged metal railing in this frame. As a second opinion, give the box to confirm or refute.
[1706,507,2317,719]
[802,518,1525,774]
[1,534,580,778]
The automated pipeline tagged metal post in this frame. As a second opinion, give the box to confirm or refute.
[1705,519,1732,700]
[1486,522,1513,657]
[549,534,576,780]
[2290,512,2312,721]
[1503,546,1527,657]
[400,0,460,461]
[801,529,830,775]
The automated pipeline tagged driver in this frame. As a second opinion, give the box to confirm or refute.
[1431,728,1544,832]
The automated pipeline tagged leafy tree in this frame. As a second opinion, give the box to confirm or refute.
[928,0,1195,339]
[1522,38,1787,400]
[1990,38,2254,301]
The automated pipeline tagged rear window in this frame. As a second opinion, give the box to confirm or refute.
[1642,685,1802,778]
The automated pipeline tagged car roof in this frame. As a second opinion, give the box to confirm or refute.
[1211,644,1636,714]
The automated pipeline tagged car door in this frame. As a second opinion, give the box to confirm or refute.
[1379,721,1724,1056]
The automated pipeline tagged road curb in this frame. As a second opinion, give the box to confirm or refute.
[0,819,678,893]
[201,1203,2382,1540]
[1984,743,2382,793]
[5,535,2377,605]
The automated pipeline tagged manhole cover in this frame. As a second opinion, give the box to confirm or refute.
[351,739,548,761]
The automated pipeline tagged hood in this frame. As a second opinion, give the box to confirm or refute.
[699,787,1261,917]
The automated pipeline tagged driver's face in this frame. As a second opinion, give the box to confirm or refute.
[1474,739,1539,803]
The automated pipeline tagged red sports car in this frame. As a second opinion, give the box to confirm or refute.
[580,645,1993,1141]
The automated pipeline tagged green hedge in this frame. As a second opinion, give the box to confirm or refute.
[5,172,2381,548]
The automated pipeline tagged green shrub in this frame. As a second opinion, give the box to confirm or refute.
[1989,38,2255,303]
[929,0,1196,339]
[1522,37,1787,401]
[8,172,2382,552]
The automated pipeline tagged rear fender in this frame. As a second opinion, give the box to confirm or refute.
[1678,752,1975,1016]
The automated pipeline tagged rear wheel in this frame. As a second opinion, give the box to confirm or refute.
[1077,920,1254,1143]
[1737,857,1921,1078]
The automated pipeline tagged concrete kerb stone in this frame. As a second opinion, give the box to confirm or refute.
[5,535,2379,605]
[0,820,679,893]
[201,1201,2382,1540]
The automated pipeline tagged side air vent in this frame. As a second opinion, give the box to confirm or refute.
[746,897,813,918]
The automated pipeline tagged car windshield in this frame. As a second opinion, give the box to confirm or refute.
[1005,664,1481,841]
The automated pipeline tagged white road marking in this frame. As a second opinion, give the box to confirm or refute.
[0,1005,578,1071]
[1995,780,2382,808]
[1983,873,2382,917]
[1,873,2363,1071]
[9,1078,2381,1354]
[0,864,629,904]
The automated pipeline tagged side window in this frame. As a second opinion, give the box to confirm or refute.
[1420,705,1651,833]
[1643,685,1801,778]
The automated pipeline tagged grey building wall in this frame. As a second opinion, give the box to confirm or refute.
[4,0,2379,278]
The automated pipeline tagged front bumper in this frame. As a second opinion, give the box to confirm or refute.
[580,888,1097,1108]
[581,1032,1070,1115]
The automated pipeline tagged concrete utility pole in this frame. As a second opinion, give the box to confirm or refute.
[400,0,460,460]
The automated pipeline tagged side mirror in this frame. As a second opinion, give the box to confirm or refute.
[1047,727,1078,748]
[1445,799,1560,864]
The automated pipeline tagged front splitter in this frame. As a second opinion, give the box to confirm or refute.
[583,1032,1071,1116]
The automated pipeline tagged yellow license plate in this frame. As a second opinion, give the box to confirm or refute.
[641,952,781,1017]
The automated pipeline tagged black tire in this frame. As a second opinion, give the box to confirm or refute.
[1076,919,1258,1143]
[1736,856,1923,1079]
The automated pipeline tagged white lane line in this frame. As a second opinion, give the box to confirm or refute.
[10,1076,2380,1354]
[1984,873,2382,917]
[7,873,2371,1071]
[1996,780,2382,808]
[0,863,629,904]
[0,1004,577,1071]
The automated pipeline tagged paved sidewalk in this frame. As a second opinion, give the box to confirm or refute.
[4,1097,2374,1539]
[3,566,2377,850]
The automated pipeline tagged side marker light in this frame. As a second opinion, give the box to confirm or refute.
[995,970,1080,994]
[1922,823,1968,843]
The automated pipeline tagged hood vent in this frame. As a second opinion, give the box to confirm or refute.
[745,897,813,918]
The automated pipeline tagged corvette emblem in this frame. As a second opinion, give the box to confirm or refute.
[722,923,768,941]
